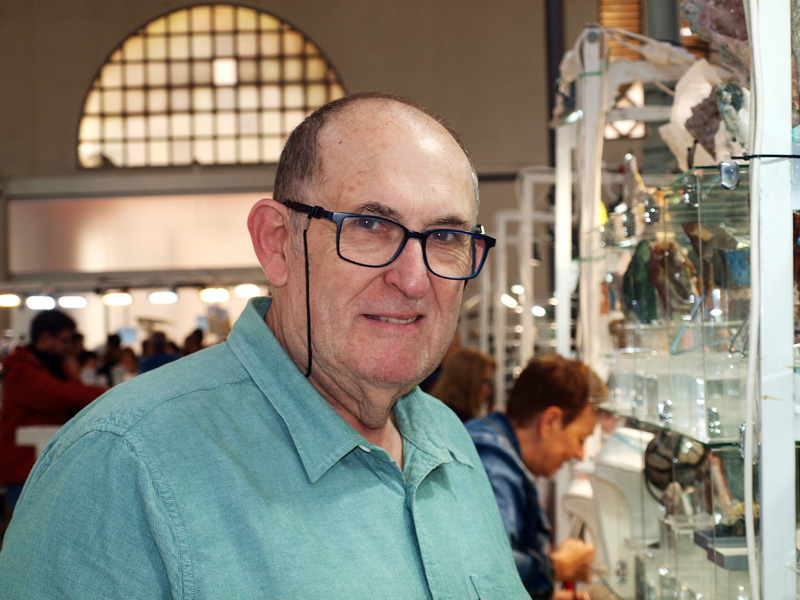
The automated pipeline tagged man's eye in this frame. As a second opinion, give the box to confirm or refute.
[430,230,457,243]
[355,218,382,230]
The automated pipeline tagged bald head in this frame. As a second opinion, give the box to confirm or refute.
[273,93,479,210]
[248,92,487,422]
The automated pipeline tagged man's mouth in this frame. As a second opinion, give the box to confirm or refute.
[366,315,420,325]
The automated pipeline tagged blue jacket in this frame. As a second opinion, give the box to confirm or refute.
[466,413,555,599]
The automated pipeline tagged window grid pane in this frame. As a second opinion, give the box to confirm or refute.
[78,3,345,169]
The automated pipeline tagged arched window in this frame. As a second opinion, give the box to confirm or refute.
[78,5,345,168]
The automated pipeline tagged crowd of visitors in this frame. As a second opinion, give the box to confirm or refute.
[69,327,205,383]
[0,311,206,527]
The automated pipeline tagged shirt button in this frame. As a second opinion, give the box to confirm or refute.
[358,444,371,452]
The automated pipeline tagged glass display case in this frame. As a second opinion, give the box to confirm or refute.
[602,166,750,445]
[590,165,758,599]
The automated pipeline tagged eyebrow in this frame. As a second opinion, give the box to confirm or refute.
[353,201,472,230]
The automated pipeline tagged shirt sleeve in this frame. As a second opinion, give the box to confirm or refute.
[512,544,555,599]
[0,428,189,600]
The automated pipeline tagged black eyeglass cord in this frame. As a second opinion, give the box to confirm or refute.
[731,153,800,160]
[302,215,313,378]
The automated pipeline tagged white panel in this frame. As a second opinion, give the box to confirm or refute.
[9,193,264,273]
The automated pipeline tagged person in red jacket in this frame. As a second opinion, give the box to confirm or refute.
[0,310,106,508]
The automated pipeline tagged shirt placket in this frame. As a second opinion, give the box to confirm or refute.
[403,446,472,600]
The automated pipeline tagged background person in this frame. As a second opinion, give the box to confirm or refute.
[78,350,108,387]
[138,330,179,373]
[0,310,107,509]
[98,333,123,383]
[0,93,527,599]
[419,328,461,392]
[466,354,606,600]
[182,328,204,355]
[110,347,139,386]
[430,345,496,421]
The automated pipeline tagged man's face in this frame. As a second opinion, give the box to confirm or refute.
[37,329,74,359]
[521,404,597,478]
[286,103,477,401]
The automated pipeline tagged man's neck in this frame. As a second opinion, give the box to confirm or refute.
[315,383,406,471]
[265,301,407,469]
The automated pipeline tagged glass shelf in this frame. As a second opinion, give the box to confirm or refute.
[597,166,751,446]
[590,164,758,600]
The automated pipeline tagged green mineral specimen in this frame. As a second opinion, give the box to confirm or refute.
[623,240,658,323]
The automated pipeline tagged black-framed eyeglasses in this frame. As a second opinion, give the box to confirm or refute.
[284,201,496,280]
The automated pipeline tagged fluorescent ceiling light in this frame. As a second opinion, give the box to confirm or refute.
[58,295,88,309]
[234,283,260,299]
[199,287,230,303]
[149,290,178,305]
[103,292,133,306]
[500,294,518,309]
[532,305,547,317]
[0,294,21,307]
[26,296,56,310]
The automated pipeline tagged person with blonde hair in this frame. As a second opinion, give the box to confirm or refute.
[430,346,496,422]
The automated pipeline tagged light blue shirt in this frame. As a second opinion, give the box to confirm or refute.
[0,297,527,599]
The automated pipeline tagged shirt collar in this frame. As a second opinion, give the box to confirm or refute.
[485,412,522,456]
[228,297,472,481]
[393,390,474,468]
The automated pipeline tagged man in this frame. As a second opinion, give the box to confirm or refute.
[0,310,106,508]
[0,93,527,598]
[138,330,179,373]
[466,354,605,600]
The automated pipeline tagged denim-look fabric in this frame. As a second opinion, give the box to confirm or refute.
[0,298,527,600]
[465,413,555,600]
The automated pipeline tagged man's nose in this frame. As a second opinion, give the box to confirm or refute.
[574,443,585,461]
[384,238,431,298]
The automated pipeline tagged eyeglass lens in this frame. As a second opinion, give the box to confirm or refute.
[338,216,486,279]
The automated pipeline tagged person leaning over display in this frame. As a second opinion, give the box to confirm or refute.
[466,354,607,600]
[0,93,529,599]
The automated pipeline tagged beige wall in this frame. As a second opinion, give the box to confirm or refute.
[0,0,590,177]
[0,1,602,343]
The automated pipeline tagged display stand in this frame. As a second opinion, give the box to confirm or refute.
[553,11,796,599]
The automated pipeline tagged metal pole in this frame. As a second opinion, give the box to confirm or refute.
[576,27,606,371]
[0,182,10,332]
[519,176,534,367]
[554,124,576,357]
[751,0,795,597]
[493,211,510,409]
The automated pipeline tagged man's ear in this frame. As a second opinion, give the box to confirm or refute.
[538,406,563,439]
[248,198,291,288]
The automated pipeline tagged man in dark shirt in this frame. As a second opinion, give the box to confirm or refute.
[138,331,179,373]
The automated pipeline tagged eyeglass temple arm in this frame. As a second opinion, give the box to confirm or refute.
[475,225,496,248]
[284,201,330,220]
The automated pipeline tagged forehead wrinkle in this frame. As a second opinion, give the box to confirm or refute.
[353,201,470,231]
[353,201,401,221]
